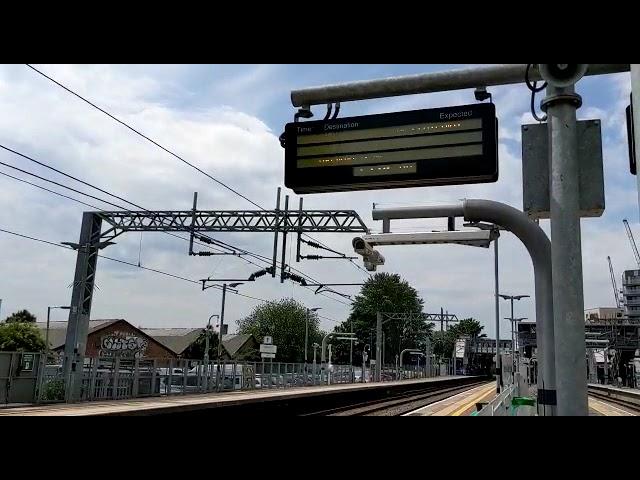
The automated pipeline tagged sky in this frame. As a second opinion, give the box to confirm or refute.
[0,64,637,341]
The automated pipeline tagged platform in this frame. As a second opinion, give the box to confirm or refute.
[588,396,637,416]
[403,382,497,416]
[0,375,476,416]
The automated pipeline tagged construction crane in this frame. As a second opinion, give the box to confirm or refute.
[608,256,620,308]
[623,219,640,268]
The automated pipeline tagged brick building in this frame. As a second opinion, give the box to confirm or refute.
[38,319,175,359]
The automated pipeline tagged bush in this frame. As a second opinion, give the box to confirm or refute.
[42,379,65,401]
[0,322,46,352]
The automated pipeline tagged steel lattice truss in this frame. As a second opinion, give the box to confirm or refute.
[381,312,459,322]
[96,209,368,240]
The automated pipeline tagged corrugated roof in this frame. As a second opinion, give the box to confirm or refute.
[33,320,254,358]
[35,319,120,349]
[221,334,254,357]
[143,328,203,355]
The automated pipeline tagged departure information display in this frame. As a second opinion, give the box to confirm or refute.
[284,103,498,194]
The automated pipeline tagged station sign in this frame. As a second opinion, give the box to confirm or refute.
[260,344,277,354]
[283,103,498,194]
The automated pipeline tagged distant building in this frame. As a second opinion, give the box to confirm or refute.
[37,319,176,359]
[141,328,204,358]
[584,307,624,322]
[141,329,259,360]
[622,270,640,322]
[219,334,260,361]
[38,319,260,360]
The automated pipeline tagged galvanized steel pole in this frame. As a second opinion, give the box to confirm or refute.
[304,308,309,364]
[291,64,629,107]
[511,299,515,376]
[542,83,588,416]
[376,312,382,382]
[373,199,556,415]
[632,65,640,221]
[494,236,501,393]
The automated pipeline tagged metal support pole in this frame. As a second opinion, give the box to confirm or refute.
[511,299,515,376]
[376,312,382,382]
[349,318,353,367]
[280,195,289,283]
[291,64,629,107]
[362,351,366,383]
[313,344,318,384]
[382,331,385,369]
[542,83,588,416]
[494,235,501,393]
[296,197,303,262]
[189,192,197,255]
[64,212,102,402]
[304,308,309,364]
[372,199,556,415]
[204,329,210,365]
[217,284,227,391]
[46,307,51,356]
[271,187,281,277]
[632,65,640,221]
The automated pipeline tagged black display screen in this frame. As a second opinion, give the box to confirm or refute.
[284,103,498,194]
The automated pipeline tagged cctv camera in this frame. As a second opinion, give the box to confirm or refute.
[352,237,374,257]
[538,64,588,88]
[353,237,385,271]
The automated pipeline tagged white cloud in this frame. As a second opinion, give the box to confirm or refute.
[0,64,637,342]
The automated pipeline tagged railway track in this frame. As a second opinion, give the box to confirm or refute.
[302,380,489,416]
[588,387,640,414]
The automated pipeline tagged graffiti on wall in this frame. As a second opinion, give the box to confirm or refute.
[100,331,148,358]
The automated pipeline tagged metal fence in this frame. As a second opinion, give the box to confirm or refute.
[475,371,537,416]
[0,352,45,404]
[1,351,444,405]
[476,384,516,416]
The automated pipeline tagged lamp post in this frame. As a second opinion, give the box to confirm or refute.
[312,342,320,384]
[499,294,530,384]
[215,282,243,392]
[204,314,219,363]
[505,317,528,373]
[305,307,321,364]
[465,221,502,392]
[217,283,243,362]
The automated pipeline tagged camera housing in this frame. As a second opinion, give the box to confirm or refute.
[352,237,385,271]
[538,64,588,88]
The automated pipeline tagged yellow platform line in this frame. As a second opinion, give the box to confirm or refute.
[451,383,497,416]
[588,397,636,416]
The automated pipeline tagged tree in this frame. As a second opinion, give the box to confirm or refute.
[237,298,324,363]
[4,309,37,323]
[450,318,485,339]
[431,330,455,360]
[331,272,431,365]
[181,330,219,360]
[0,322,46,352]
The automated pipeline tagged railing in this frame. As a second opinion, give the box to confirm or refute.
[0,351,444,405]
[475,385,516,416]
